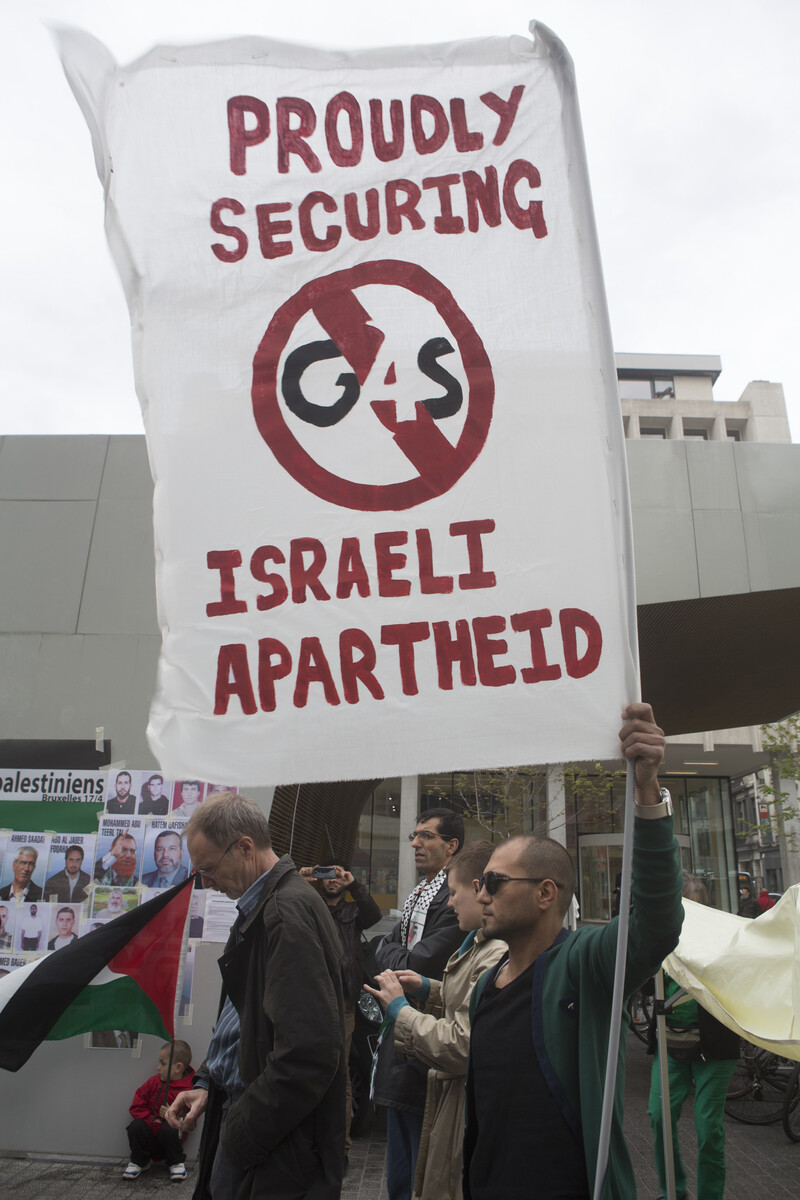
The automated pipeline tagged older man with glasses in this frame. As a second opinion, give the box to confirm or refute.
[463,703,684,1200]
[371,808,466,1200]
[166,792,346,1200]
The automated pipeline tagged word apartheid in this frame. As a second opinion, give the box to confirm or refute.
[212,607,603,714]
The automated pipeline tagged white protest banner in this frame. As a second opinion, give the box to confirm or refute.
[58,22,638,786]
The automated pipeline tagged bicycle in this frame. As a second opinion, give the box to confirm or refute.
[781,1062,800,1141]
[627,985,654,1045]
[724,1040,794,1125]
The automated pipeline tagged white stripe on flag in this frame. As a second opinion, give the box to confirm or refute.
[0,957,46,1014]
[0,958,126,1017]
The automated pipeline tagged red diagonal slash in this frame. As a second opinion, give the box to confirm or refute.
[370,399,458,480]
[312,290,384,387]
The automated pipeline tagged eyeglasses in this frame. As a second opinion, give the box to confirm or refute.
[407,830,448,843]
[196,839,238,881]
[478,872,566,896]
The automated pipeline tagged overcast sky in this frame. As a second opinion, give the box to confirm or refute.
[1,0,798,439]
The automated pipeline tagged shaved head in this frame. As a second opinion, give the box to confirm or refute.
[503,835,576,917]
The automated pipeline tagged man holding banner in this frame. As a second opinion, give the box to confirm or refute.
[464,703,683,1200]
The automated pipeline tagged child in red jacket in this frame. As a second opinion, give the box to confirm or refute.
[123,1040,194,1182]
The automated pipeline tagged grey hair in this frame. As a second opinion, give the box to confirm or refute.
[185,792,272,850]
[681,871,709,906]
[14,845,38,862]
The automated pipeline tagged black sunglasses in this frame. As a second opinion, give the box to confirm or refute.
[479,871,566,896]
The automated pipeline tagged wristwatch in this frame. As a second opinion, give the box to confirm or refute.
[634,786,673,819]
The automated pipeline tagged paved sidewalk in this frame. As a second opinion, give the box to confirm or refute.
[1,1035,797,1199]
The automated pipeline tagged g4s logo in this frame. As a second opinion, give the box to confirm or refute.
[282,336,462,428]
[252,260,494,511]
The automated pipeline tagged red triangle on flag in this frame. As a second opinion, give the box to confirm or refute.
[108,878,193,1036]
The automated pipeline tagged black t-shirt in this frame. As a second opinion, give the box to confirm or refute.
[468,962,589,1199]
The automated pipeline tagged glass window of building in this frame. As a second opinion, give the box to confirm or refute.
[420,767,547,845]
[572,772,734,921]
[618,376,674,400]
[619,378,652,400]
[353,766,738,921]
[640,425,668,439]
[354,778,401,909]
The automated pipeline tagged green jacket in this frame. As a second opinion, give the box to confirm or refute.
[465,815,683,1200]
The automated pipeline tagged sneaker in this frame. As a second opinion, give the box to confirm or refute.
[122,1160,150,1180]
[169,1163,187,1182]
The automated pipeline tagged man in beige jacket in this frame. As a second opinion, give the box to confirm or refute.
[365,840,506,1200]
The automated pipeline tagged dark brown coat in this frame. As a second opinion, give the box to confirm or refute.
[194,856,346,1200]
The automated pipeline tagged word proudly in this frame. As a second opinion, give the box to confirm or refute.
[226,88,526,176]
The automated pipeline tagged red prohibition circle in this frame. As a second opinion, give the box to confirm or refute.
[251,259,494,512]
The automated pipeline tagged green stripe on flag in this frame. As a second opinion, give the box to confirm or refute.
[47,975,170,1041]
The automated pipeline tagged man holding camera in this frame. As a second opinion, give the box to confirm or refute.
[300,864,382,1158]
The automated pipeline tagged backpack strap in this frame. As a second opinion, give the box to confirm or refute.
[469,962,499,1023]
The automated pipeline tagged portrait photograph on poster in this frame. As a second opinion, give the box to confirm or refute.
[141,825,191,888]
[90,1030,139,1050]
[188,890,206,940]
[0,833,51,902]
[91,886,138,922]
[47,903,81,951]
[43,834,95,905]
[137,771,173,816]
[104,769,139,816]
[0,903,15,952]
[15,902,50,952]
[170,780,205,818]
[179,943,195,1018]
[93,818,144,887]
[80,917,107,937]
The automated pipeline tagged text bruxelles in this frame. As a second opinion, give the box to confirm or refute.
[206,519,603,714]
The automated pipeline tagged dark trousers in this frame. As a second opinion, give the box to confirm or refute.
[209,1099,246,1200]
[385,1107,424,1200]
[126,1118,185,1167]
[344,1002,355,1153]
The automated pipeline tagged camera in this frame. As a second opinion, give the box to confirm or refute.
[313,866,338,879]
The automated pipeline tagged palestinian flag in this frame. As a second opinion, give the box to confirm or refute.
[0,874,194,1071]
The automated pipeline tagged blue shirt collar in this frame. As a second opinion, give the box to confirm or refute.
[236,865,274,919]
